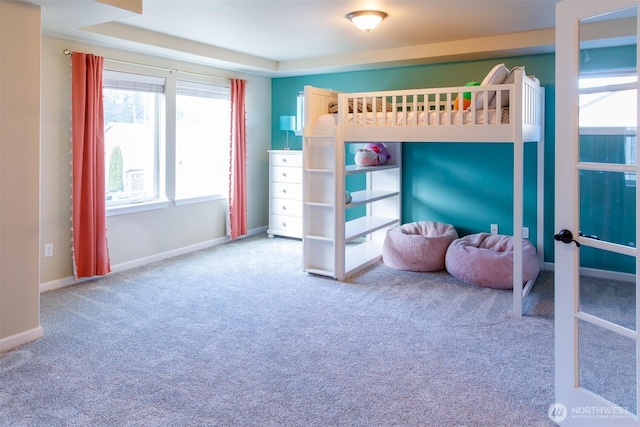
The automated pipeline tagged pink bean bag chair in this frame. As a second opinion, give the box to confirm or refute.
[445,232,540,290]
[382,221,458,272]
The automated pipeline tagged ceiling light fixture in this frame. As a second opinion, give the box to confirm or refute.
[346,10,388,32]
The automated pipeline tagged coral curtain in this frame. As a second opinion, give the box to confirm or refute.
[228,79,248,240]
[71,52,111,278]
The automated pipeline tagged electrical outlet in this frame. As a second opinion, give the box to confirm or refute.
[44,243,53,257]
[490,224,498,235]
[523,227,529,239]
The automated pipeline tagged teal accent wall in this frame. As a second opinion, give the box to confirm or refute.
[272,48,635,272]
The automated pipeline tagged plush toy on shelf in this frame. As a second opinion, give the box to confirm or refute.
[354,148,378,166]
[363,142,390,165]
[354,142,390,167]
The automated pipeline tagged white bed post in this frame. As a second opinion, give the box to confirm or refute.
[334,125,346,280]
[513,146,524,317]
[537,88,545,272]
[513,69,525,317]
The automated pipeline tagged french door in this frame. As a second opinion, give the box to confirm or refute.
[555,1,639,425]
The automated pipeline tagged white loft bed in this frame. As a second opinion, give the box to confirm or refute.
[302,66,545,317]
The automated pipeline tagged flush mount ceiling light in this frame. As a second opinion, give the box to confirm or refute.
[346,10,388,32]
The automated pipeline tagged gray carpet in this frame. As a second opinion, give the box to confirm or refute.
[0,234,570,426]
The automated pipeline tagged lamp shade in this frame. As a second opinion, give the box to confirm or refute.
[279,116,295,131]
[347,10,387,32]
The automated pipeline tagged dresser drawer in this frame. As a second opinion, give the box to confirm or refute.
[272,166,302,184]
[271,152,301,167]
[270,198,303,217]
[270,182,302,201]
[269,214,302,236]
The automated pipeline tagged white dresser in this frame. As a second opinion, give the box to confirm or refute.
[267,150,303,239]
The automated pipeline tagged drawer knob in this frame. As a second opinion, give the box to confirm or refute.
[282,172,287,178]
[281,222,287,227]
[281,189,287,194]
[282,158,287,163]
[282,205,287,211]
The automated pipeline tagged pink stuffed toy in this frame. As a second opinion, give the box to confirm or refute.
[363,143,390,165]
[354,148,378,166]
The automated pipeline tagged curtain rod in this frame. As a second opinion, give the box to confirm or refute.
[62,48,249,83]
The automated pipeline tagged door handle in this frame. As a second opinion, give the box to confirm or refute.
[554,229,581,247]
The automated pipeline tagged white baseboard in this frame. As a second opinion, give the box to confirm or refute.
[39,275,90,293]
[543,262,635,283]
[39,226,269,293]
[0,326,43,353]
[109,235,230,275]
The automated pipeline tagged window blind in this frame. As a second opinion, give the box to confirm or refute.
[103,70,165,93]
[177,80,230,100]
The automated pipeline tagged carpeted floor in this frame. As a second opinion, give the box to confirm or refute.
[0,234,615,426]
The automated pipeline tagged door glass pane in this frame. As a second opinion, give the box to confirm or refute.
[579,170,636,248]
[578,319,636,416]
[579,131,636,165]
[579,6,637,165]
[579,252,636,330]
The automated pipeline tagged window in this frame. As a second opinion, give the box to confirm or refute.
[175,81,231,200]
[103,70,166,207]
[103,68,233,212]
[579,71,637,184]
[579,72,637,128]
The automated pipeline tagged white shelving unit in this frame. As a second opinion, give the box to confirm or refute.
[302,134,401,280]
[267,150,303,239]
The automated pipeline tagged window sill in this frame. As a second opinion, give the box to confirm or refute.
[174,194,227,206]
[106,199,170,217]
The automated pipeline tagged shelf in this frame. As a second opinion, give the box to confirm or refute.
[345,216,399,243]
[305,168,333,174]
[305,268,335,277]
[302,130,401,280]
[305,201,333,208]
[304,234,334,242]
[346,163,399,175]
[347,189,399,208]
[344,240,384,276]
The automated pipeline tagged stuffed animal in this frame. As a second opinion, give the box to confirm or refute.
[363,143,390,165]
[354,148,378,166]
[454,81,481,110]
[345,191,352,204]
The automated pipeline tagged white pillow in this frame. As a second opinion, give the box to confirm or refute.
[475,63,509,109]
[490,66,521,108]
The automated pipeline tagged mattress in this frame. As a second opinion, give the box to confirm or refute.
[313,108,510,127]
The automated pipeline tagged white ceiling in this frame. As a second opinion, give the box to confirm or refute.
[22,0,561,76]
